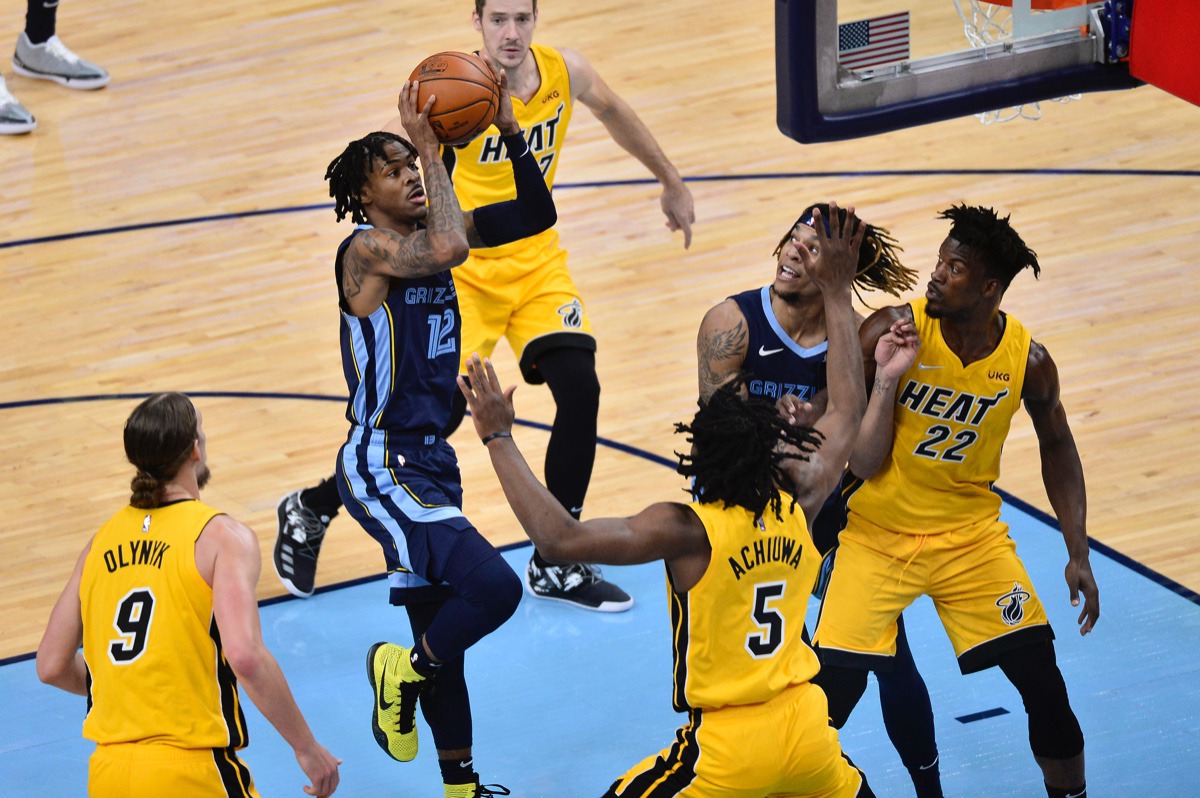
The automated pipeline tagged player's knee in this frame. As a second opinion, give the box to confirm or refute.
[466,554,523,630]
[538,348,600,411]
[998,642,1084,759]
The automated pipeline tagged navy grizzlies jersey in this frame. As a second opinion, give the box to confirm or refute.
[336,226,459,434]
[730,287,827,401]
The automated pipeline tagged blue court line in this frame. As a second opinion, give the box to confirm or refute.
[4,168,1199,250]
[2,389,1196,670]
[954,707,1011,724]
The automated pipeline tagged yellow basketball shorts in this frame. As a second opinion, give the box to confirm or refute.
[454,235,595,385]
[89,743,260,798]
[814,515,1053,674]
[604,683,867,797]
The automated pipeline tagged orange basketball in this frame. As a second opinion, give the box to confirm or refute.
[408,52,500,147]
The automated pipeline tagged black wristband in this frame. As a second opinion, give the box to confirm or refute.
[481,431,513,446]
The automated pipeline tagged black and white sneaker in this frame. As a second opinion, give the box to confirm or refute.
[274,489,330,598]
[524,559,633,613]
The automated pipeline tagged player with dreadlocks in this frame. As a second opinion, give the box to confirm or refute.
[326,69,555,797]
[461,205,892,797]
[815,204,1098,798]
[696,204,943,796]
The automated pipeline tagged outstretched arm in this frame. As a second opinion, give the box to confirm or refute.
[563,47,694,248]
[459,355,710,574]
[1023,341,1098,635]
[848,307,917,478]
[779,205,867,519]
[203,516,342,796]
[36,540,92,696]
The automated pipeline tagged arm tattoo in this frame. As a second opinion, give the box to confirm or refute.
[698,319,747,400]
[420,159,464,243]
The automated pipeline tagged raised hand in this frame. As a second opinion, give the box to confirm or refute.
[777,394,818,428]
[458,354,518,442]
[875,319,920,380]
[478,52,519,137]
[798,202,866,295]
[398,80,440,156]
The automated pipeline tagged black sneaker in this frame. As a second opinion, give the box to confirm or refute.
[524,559,633,613]
[274,489,330,598]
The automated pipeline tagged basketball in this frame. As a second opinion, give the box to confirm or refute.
[408,52,500,147]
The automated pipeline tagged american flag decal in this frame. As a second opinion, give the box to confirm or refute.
[838,11,911,70]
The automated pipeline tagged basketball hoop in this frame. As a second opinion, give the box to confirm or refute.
[952,0,1091,123]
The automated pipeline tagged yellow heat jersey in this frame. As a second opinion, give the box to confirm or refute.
[849,298,1032,535]
[450,43,573,259]
[670,497,822,711]
[81,500,249,749]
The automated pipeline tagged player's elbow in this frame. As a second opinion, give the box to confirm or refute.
[432,236,470,268]
[222,640,267,683]
[35,649,66,688]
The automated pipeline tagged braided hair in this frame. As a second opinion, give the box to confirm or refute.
[773,203,917,305]
[124,392,199,509]
[675,379,825,522]
[938,203,1040,289]
[325,132,418,224]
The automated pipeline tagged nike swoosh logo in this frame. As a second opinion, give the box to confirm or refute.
[918,756,939,771]
[917,363,943,370]
[758,346,785,356]
[1065,792,1085,798]
[377,682,393,711]
[460,759,473,768]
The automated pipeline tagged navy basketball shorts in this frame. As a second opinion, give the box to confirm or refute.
[336,425,504,604]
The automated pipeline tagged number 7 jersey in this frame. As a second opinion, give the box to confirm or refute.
[80,500,249,748]
[848,297,1032,536]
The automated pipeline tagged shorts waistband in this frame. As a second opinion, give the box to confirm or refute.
[93,742,230,762]
[349,426,444,447]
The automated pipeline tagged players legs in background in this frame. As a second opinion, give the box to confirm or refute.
[275,347,633,612]
[878,616,942,798]
[1,0,109,135]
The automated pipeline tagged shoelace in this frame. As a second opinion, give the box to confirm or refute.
[546,562,603,591]
[285,503,327,549]
[42,36,83,66]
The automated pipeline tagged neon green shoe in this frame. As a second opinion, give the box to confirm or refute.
[443,777,511,797]
[366,642,426,762]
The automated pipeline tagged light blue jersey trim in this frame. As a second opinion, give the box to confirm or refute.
[759,286,829,359]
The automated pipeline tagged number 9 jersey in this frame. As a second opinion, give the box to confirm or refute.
[848,297,1032,536]
[80,500,250,749]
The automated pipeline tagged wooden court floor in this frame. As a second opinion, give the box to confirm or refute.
[1,0,1198,661]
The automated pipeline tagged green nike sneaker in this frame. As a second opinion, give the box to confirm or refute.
[366,642,427,762]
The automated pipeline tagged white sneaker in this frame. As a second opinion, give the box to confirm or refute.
[0,74,36,134]
[12,32,109,89]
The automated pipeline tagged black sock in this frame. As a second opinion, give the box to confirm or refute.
[1046,785,1085,798]
[24,0,58,45]
[906,757,944,798]
[300,476,342,520]
[410,636,443,678]
[439,755,476,785]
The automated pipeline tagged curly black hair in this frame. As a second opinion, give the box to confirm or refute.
[938,203,1040,289]
[325,132,418,224]
[773,203,918,306]
[675,379,824,521]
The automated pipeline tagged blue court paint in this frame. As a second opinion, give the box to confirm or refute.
[5,500,1200,796]
[954,707,1011,724]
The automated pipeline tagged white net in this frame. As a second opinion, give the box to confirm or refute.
[951,0,1082,123]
